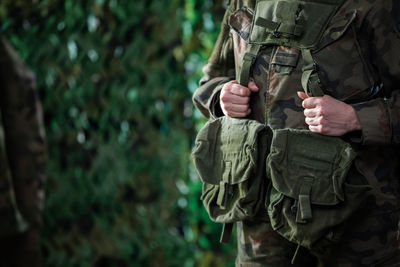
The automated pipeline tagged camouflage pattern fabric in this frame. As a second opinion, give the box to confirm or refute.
[193,0,400,266]
[0,36,46,267]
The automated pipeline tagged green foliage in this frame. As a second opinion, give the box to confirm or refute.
[1,0,236,266]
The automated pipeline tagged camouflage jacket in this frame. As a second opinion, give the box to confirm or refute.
[0,36,46,235]
[193,0,400,214]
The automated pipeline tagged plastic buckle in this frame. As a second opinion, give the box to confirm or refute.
[313,62,318,72]
[243,52,256,64]
[273,22,282,38]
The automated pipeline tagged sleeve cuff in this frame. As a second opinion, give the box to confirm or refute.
[209,84,225,119]
[351,99,391,145]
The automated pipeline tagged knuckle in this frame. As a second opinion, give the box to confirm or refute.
[320,97,328,106]
[317,107,323,116]
[220,102,226,110]
[222,83,231,92]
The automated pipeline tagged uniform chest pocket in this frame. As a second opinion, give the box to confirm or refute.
[313,10,380,102]
[271,46,300,75]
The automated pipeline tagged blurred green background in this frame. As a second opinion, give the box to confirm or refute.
[0,0,236,266]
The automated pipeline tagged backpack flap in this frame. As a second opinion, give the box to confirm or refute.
[249,0,345,49]
[266,128,371,250]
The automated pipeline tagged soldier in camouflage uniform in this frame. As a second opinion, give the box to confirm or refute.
[0,36,46,267]
[193,0,400,266]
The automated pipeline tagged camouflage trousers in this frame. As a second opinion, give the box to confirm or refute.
[236,202,400,267]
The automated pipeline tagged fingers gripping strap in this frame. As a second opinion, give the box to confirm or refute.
[296,177,314,223]
[301,49,324,97]
[238,44,262,86]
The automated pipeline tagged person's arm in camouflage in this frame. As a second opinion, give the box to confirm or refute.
[0,36,46,227]
[298,1,400,142]
[192,3,236,119]
[348,1,400,145]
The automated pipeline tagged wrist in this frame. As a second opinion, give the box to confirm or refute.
[349,105,362,132]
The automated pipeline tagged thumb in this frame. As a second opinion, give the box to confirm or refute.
[248,81,259,93]
[297,91,308,100]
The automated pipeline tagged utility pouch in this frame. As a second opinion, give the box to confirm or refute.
[266,129,371,252]
[192,116,271,242]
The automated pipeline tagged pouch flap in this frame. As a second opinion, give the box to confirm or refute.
[315,9,357,51]
[193,117,267,185]
[249,0,344,49]
[271,46,300,66]
[267,129,356,205]
[228,7,254,41]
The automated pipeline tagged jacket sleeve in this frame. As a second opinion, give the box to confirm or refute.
[192,3,236,119]
[351,1,400,145]
[0,36,47,226]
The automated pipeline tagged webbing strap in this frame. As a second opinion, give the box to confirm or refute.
[217,161,232,209]
[256,17,304,38]
[220,223,234,243]
[291,244,302,265]
[332,175,345,202]
[296,177,314,223]
[301,49,324,97]
[238,44,262,86]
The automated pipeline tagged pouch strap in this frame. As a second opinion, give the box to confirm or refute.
[217,161,232,209]
[296,177,314,223]
[301,49,324,97]
[220,222,234,243]
[332,174,345,202]
[238,44,262,86]
[256,17,304,38]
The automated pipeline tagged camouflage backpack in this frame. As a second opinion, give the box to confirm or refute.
[193,0,371,253]
[233,0,371,253]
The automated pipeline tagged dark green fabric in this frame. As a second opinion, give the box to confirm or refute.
[238,44,262,86]
[249,0,345,49]
[192,116,271,224]
[301,48,324,97]
[255,17,304,37]
[266,129,371,251]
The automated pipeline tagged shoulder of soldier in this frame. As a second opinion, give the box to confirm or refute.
[364,0,399,32]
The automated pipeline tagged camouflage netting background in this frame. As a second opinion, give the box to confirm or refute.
[0,0,235,266]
